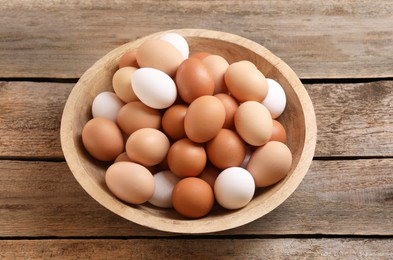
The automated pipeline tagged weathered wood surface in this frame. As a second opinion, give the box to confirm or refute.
[0,0,392,79]
[1,80,392,159]
[1,159,392,237]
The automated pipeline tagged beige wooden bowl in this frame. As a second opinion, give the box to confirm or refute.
[60,29,317,234]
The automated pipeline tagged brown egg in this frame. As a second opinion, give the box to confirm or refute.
[118,50,139,68]
[199,164,221,189]
[117,101,161,135]
[172,177,214,218]
[246,141,293,187]
[167,138,207,178]
[126,128,170,167]
[82,117,124,161]
[162,104,188,140]
[112,66,138,103]
[105,161,154,204]
[175,58,215,104]
[225,60,268,102]
[234,101,273,146]
[189,52,211,60]
[214,93,238,129]
[114,152,130,163]
[202,55,229,94]
[270,120,287,143]
[136,39,183,77]
[184,95,225,143]
[206,129,247,169]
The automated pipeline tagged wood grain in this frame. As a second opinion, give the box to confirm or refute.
[0,0,392,79]
[0,159,392,237]
[1,238,392,259]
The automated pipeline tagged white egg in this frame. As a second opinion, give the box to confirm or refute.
[92,91,124,122]
[159,32,189,59]
[131,68,177,109]
[262,78,287,119]
[148,170,180,208]
[214,167,255,209]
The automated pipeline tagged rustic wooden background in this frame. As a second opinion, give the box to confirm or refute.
[1,1,392,258]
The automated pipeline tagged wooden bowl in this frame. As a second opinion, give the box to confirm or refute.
[60,29,317,234]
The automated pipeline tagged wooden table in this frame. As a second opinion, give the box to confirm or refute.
[1,1,392,259]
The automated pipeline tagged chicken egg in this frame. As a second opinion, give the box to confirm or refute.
[148,170,180,208]
[262,78,287,119]
[161,104,188,140]
[112,66,138,103]
[159,32,189,59]
[92,92,124,122]
[202,54,229,94]
[118,50,139,68]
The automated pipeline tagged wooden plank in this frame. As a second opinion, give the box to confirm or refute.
[0,1,392,79]
[1,80,392,159]
[0,159,392,237]
[1,238,392,259]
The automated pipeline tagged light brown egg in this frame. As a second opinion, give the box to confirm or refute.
[189,52,211,60]
[136,39,183,77]
[112,66,138,103]
[172,177,214,218]
[224,60,268,102]
[206,129,247,169]
[214,93,238,129]
[202,55,229,94]
[81,117,124,161]
[105,161,154,204]
[117,101,161,135]
[270,120,287,143]
[246,141,292,187]
[118,50,139,68]
[167,138,207,178]
[198,164,221,189]
[234,101,273,146]
[161,104,188,140]
[184,95,225,143]
[126,128,170,167]
[175,58,214,104]
[114,152,158,173]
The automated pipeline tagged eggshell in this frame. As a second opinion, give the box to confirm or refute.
[159,32,189,59]
[214,167,255,210]
[167,138,207,178]
[198,164,220,189]
[112,66,138,103]
[126,128,170,167]
[206,129,247,169]
[270,120,287,143]
[162,104,188,140]
[184,95,225,143]
[262,78,287,119]
[214,93,238,129]
[118,50,139,68]
[81,117,124,161]
[189,52,211,60]
[175,58,214,104]
[117,101,161,135]
[172,177,214,218]
[202,55,229,94]
[234,101,273,146]
[246,141,293,187]
[132,68,177,109]
[92,92,124,122]
[136,39,184,77]
[225,60,268,102]
[105,161,154,204]
[148,170,180,208]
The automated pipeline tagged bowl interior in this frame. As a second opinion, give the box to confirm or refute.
[61,29,316,234]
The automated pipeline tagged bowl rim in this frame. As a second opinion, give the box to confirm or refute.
[60,28,317,234]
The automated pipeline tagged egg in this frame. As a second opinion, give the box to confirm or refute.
[91,92,124,122]
[206,129,247,169]
[126,128,170,167]
[105,161,154,204]
[175,58,214,104]
[246,141,293,187]
[159,32,189,59]
[189,52,211,60]
[202,54,229,94]
[224,60,268,102]
[198,164,220,189]
[214,93,238,129]
[132,68,177,109]
[114,152,130,163]
[167,138,207,178]
[148,170,180,208]
[172,177,214,218]
[81,117,124,161]
[117,101,161,135]
[214,167,255,210]
[118,50,139,68]
[112,66,138,103]
[184,95,225,143]
[161,104,188,140]
[234,101,273,146]
[262,78,287,119]
[136,39,184,77]
[270,120,287,143]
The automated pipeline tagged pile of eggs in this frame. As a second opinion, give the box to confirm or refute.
[81,32,292,219]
